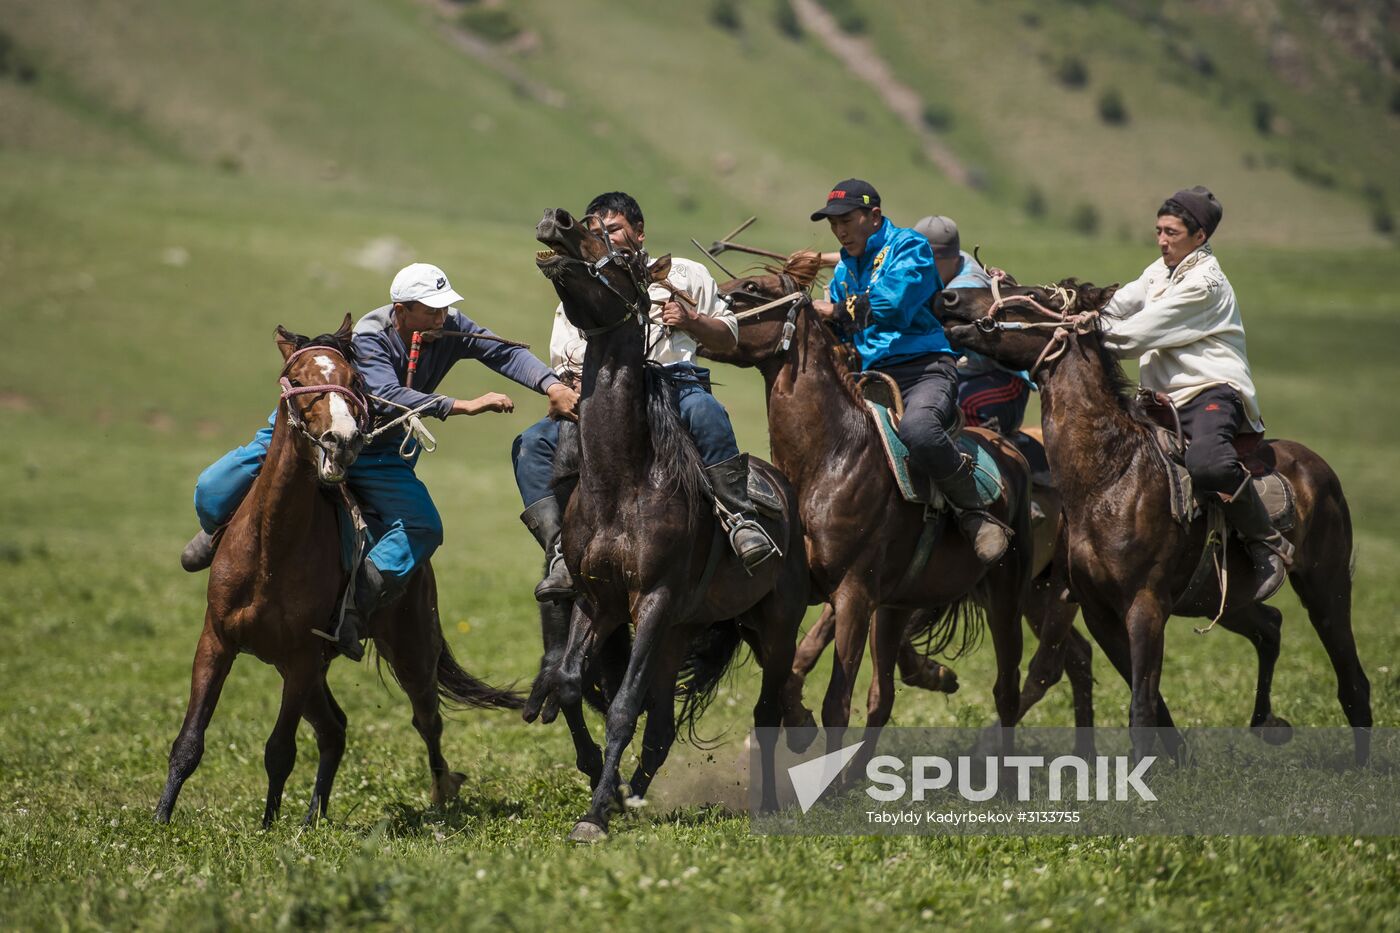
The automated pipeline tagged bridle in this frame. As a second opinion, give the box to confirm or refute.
[549,215,655,337]
[278,343,371,450]
[970,271,1101,378]
[729,272,809,356]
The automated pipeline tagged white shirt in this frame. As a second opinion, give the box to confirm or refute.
[549,256,736,378]
[1102,244,1263,432]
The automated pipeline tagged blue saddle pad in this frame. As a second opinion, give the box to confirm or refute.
[865,401,1002,508]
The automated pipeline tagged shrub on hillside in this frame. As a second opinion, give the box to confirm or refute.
[1070,203,1100,235]
[1252,99,1273,136]
[711,0,742,34]
[1098,88,1129,125]
[921,103,953,132]
[774,0,802,39]
[1024,186,1047,219]
[1056,56,1089,89]
[459,8,522,44]
[816,0,866,35]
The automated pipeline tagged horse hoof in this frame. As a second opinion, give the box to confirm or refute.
[567,820,608,844]
[786,715,818,754]
[1252,716,1294,745]
[901,663,959,695]
[540,697,560,725]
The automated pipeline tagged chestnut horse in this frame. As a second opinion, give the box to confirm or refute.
[936,280,1371,762]
[533,209,813,841]
[156,317,521,827]
[707,257,1095,736]
[697,257,1035,752]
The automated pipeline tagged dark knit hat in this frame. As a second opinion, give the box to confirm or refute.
[1166,186,1222,238]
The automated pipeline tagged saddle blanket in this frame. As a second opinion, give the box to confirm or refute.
[866,400,1003,509]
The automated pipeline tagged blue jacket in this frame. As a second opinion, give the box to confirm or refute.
[827,218,952,370]
[353,305,559,452]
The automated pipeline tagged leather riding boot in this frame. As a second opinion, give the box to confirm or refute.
[521,496,575,602]
[936,454,1012,565]
[312,558,387,663]
[180,528,219,573]
[1221,477,1295,603]
[706,454,779,573]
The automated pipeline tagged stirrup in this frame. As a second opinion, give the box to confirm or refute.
[721,514,782,574]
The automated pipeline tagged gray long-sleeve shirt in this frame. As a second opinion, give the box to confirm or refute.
[353,305,559,449]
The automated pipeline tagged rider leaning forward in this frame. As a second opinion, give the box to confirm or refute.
[181,263,578,660]
[511,191,779,601]
[1100,186,1293,601]
[809,178,1011,565]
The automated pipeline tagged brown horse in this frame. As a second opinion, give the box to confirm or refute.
[697,256,1034,751]
[936,280,1371,762]
[709,258,1096,737]
[533,208,813,841]
[156,317,521,827]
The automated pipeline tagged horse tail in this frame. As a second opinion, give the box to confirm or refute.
[906,584,989,662]
[436,640,526,711]
[675,620,747,747]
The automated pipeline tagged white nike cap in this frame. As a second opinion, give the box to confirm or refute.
[389,263,464,308]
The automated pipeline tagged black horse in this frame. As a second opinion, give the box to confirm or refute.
[532,208,815,841]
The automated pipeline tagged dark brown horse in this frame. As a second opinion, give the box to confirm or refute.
[709,257,1096,736]
[156,317,521,827]
[936,280,1371,761]
[533,208,813,841]
[697,256,1034,750]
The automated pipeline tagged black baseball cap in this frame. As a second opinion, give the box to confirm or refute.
[810,178,881,221]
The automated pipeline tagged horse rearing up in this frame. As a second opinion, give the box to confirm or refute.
[700,255,1035,755]
[936,281,1371,762]
[156,317,521,828]
[534,208,813,841]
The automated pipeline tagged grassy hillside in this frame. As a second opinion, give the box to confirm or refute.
[1,1,1398,929]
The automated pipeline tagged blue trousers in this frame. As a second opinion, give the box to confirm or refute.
[509,365,741,509]
[193,417,442,586]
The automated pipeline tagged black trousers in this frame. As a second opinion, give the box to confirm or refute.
[1176,385,1248,495]
[874,353,963,480]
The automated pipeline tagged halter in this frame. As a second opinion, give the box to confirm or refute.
[729,272,809,355]
[971,271,1100,378]
[278,344,371,448]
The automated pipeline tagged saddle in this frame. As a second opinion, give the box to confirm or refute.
[856,372,1004,511]
[1137,390,1296,532]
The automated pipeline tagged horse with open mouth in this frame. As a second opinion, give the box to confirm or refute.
[156,316,521,828]
[533,208,814,841]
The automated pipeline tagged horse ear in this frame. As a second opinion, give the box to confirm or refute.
[1078,284,1120,311]
[648,253,673,283]
[335,313,352,337]
[275,325,299,361]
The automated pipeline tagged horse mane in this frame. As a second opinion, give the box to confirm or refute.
[642,363,712,523]
[759,249,823,291]
[1049,278,1155,432]
[296,330,358,363]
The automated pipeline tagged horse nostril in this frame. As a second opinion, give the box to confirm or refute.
[940,289,960,310]
[555,210,574,229]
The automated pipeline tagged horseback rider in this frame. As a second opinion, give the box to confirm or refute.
[1100,186,1293,601]
[809,179,1010,565]
[181,262,577,660]
[913,215,1035,436]
[512,190,778,601]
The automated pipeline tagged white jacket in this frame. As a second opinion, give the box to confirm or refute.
[549,256,735,378]
[1101,244,1263,431]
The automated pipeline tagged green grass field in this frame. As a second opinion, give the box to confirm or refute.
[2,0,1399,928]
